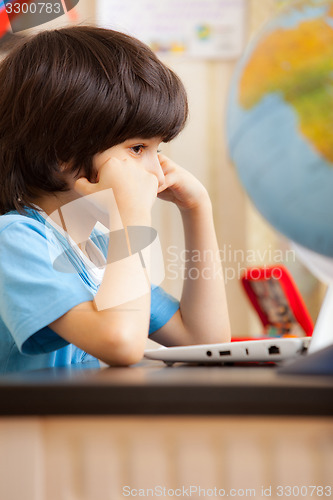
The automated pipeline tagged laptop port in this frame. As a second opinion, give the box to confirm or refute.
[206,350,212,357]
[219,350,231,356]
[268,345,280,355]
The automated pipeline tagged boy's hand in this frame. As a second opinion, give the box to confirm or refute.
[74,156,158,219]
[157,154,210,212]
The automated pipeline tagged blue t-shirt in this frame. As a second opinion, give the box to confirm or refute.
[0,209,179,373]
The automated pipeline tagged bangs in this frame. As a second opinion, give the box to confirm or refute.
[91,33,188,148]
[109,69,188,144]
[50,26,188,168]
[61,27,189,177]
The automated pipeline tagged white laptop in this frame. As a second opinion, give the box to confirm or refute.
[144,337,310,366]
[144,285,333,366]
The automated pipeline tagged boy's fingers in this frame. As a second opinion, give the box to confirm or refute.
[158,152,169,166]
[159,172,177,189]
[158,153,177,174]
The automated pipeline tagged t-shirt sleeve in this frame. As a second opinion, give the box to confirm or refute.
[149,285,180,335]
[0,220,94,355]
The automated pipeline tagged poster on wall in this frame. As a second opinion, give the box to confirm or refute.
[96,0,247,59]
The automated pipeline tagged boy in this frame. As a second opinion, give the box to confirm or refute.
[0,26,230,373]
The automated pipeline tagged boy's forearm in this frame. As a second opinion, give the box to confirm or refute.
[179,196,231,343]
[93,209,152,357]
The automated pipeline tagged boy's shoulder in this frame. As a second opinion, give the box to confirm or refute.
[0,210,45,235]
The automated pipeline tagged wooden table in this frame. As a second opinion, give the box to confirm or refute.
[0,360,332,500]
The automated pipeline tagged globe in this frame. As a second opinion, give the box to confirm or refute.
[226,0,333,258]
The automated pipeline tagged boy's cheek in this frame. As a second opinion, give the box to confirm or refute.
[93,149,112,170]
[93,147,126,172]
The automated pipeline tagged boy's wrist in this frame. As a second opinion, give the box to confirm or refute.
[120,209,152,228]
[179,189,212,217]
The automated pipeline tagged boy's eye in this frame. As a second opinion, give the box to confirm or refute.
[130,145,145,155]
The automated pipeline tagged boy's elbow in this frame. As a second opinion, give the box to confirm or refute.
[222,321,232,343]
[224,329,232,343]
[111,344,144,367]
[217,323,232,344]
[199,323,232,345]
[101,326,146,367]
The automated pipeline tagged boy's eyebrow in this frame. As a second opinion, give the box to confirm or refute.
[124,137,163,143]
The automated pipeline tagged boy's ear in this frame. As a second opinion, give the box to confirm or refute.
[59,162,71,173]
[58,161,80,176]
[59,161,98,184]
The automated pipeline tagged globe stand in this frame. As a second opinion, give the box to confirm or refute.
[309,285,333,354]
[279,285,333,376]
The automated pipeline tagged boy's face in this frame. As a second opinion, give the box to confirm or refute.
[92,137,165,190]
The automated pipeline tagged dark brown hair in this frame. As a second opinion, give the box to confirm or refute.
[0,26,188,214]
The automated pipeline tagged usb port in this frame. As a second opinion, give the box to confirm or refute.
[219,350,231,356]
[268,345,280,355]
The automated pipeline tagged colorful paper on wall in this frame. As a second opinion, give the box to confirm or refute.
[97,0,247,59]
